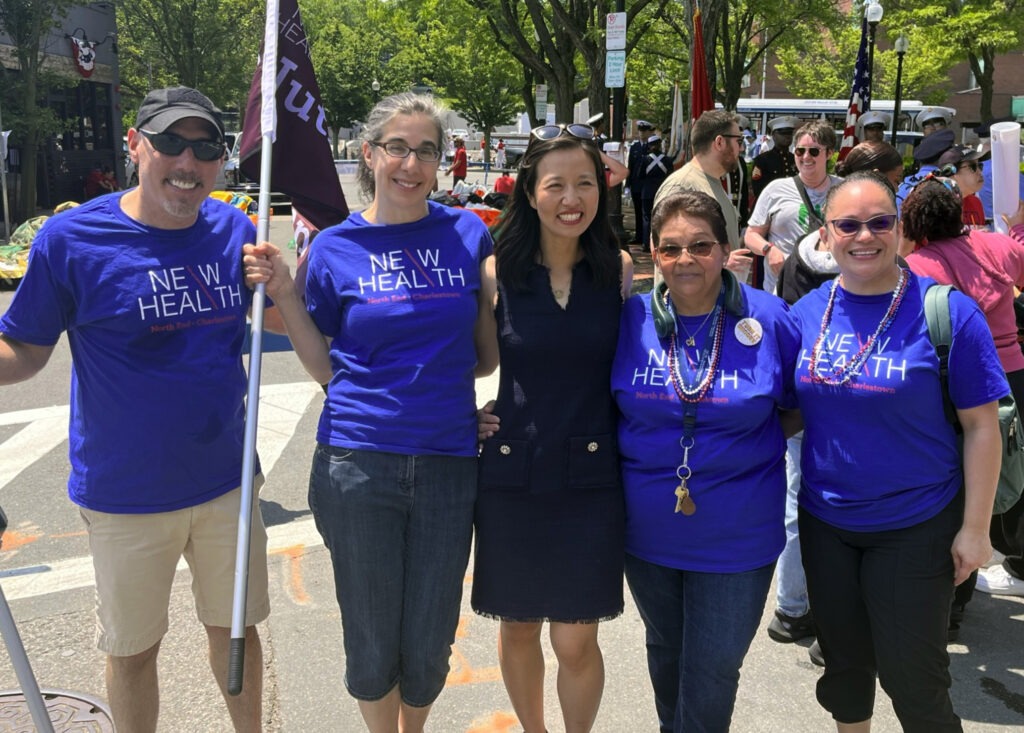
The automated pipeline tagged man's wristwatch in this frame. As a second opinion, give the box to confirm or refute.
[762,242,774,256]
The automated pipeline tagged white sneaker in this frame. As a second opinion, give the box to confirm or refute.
[976,565,1024,596]
[983,549,1006,568]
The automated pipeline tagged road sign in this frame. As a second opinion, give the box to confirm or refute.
[607,12,626,50]
[606,51,626,89]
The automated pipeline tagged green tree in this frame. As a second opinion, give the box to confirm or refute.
[418,0,522,162]
[885,0,1024,121]
[116,0,262,123]
[0,0,75,220]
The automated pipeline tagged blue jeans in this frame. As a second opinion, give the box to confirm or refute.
[775,433,809,617]
[308,445,476,707]
[624,554,775,733]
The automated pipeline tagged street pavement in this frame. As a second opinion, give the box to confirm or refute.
[1,176,1022,732]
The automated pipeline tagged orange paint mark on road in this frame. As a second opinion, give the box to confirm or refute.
[455,615,470,639]
[446,646,502,686]
[270,544,310,605]
[0,529,41,551]
[50,530,88,539]
[465,710,519,733]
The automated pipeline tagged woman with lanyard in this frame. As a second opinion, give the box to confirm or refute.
[790,171,1004,731]
[243,93,496,733]
[612,190,800,731]
[473,121,633,733]
[900,176,1024,623]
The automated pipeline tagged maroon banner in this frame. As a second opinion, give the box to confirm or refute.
[239,0,349,232]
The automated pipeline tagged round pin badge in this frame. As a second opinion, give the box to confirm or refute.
[735,317,763,346]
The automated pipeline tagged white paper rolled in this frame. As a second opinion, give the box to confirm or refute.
[990,121,1021,234]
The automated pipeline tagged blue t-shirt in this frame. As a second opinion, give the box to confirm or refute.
[978,159,1024,220]
[896,164,937,214]
[611,286,800,572]
[306,202,493,456]
[0,193,257,513]
[790,273,1009,531]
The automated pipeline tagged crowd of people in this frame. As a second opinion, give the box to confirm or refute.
[2,85,1023,733]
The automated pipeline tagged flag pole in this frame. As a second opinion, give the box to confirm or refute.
[229,0,278,697]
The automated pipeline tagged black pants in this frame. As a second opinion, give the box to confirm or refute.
[799,498,963,731]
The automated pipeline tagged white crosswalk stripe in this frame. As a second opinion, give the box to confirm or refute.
[0,381,323,600]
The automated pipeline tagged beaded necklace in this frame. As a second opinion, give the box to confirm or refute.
[808,267,908,386]
[662,287,726,516]
[664,291,725,403]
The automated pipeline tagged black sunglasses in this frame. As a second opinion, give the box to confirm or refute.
[139,130,225,161]
[958,161,981,173]
[794,146,825,158]
[531,123,595,141]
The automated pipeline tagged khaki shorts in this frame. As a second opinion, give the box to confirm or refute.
[79,483,270,656]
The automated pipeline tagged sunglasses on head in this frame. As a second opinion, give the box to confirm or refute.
[531,123,595,141]
[827,214,897,238]
[915,171,962,198]
[794,146,825,158]
[139,130,225,161]
[656,241,719,259]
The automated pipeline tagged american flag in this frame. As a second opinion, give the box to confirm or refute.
[837,17,871,161]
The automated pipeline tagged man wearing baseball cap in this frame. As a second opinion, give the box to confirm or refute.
[0,86,270,731]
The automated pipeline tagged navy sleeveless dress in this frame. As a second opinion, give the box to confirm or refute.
[472,259,625,622]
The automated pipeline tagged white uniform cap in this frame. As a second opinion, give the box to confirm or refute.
[915,107,953,130]
[768,116,800,132]
[858,110,891,128]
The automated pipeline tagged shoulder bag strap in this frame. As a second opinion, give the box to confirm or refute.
[924,283,960,429]
[792,176,825,232]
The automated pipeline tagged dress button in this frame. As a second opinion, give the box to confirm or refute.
[587,441,599,452]
[499,444,512,455]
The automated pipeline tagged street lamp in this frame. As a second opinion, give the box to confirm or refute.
[865,0,884,94]
[371,79,380,102]
[891,34,909,143]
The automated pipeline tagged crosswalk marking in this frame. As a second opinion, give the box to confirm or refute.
[0,381,324,601]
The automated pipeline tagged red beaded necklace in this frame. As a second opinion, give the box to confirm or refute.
[808,268,908,386]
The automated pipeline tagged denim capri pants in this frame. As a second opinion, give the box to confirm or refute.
[309,444,477,707]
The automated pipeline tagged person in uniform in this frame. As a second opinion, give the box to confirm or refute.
[628,121,655,242]
[724,114,753,228]
[896,128,955,211]
[751,116,799,200]
[916,107,953,137]
[857,110,892,144]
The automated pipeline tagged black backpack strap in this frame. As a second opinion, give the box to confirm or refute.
[792,176,825,232]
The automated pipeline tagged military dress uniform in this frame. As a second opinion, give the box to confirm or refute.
[751,146,797,201]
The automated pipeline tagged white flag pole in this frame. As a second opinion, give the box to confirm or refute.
[228,0,278,696]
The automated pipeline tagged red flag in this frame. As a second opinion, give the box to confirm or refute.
[837,18,872,161]
[690,5,714,123]
[239,0,348,234]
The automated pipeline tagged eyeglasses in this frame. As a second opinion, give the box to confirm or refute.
[958,161,981,173]
[794,146,825,158]
[827,214,898,238]
[719,133,744,145]
[656,241,720,259]
[531,123,595,141]
[139,130,225,161]
[369,140,442,162]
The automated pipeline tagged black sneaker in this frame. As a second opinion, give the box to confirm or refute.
[808,639,825,667]
[767,609,816,643]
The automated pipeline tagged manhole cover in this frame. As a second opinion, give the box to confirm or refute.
[0,690,113,732]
